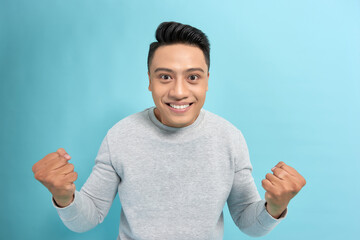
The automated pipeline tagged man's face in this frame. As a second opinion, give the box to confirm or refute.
[148,43,209,128]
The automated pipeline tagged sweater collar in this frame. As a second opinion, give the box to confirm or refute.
[148,106,205,133]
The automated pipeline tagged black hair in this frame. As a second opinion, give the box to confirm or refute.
[147,21,210,72]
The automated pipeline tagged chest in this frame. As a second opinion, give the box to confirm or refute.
[112,137,236,207]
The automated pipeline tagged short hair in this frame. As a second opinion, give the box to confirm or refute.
[147,21,210,72]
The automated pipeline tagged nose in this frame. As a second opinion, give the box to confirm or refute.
[169,79,189,100]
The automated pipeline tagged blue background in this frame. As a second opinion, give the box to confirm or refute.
[1,0,359,239]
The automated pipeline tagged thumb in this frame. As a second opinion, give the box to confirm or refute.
[56,148,71,160]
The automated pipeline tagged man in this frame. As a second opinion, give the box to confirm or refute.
[32,21,306,239]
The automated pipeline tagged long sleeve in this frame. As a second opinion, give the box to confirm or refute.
[52,134,121,233]
[226,131,287,237]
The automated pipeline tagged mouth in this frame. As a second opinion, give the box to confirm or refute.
[165,102,194,112]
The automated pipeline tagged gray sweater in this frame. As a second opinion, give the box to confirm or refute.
[54,107,286,239]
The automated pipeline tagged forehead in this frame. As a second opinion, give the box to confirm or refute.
[151,44,207,71]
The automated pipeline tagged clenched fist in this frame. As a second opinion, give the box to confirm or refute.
[32,148,78,208]
[261,161,306,219]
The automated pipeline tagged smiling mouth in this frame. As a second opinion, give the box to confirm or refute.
[166,103,193,109]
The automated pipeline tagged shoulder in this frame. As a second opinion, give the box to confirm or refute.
[202,110,249,166]
[202,109,249,148]
[203,109,242,135]
[106,108,152,137]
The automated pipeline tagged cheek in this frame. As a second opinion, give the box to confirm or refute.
[192,87,207,101]
[151,85,167,101]
[152,91,161,103]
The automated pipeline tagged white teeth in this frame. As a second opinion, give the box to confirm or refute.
[169,104,190,109]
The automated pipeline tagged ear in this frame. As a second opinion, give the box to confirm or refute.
[206,72,210,91]
[148,72,152,91]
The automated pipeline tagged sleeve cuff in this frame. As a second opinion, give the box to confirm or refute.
[256,200,287,230]
[52,191,83,221]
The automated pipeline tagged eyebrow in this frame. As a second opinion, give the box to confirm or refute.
[154,67,205,73]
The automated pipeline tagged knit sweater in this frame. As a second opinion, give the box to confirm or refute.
[54,107,286,239]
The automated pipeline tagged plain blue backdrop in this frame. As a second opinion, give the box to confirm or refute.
[1,0,359,239]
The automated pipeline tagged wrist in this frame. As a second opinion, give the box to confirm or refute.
[53,194,74,208]
[265,202,287,219]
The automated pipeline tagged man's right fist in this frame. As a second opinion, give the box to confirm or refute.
[32,148,78,208]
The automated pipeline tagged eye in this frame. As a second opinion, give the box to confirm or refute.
[188,75,199,81]
[160,74,172,80]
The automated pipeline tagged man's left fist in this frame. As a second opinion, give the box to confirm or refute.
[261,161,306,219]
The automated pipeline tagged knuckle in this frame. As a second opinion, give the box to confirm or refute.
[34,172,43,181]
[32,164,38,173]
[273,190,282,198]
[301,177,307,186]
[48,152,60,159]
[44,174,54,184]
[277,161,284,166]
[277,172,284,179]
[278,162,286,168]
[285,182,298,193]
[57,148,65,153]
[53,180,64,189]
[273,168,281,175]
[283,185,292,193]
[41,152,60,163]
[68,163,74,171]
[261,179,267,186]
[58,157,67,165]
[290,182,297,190]
[64,184,73,191]
[295,182,303,191]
